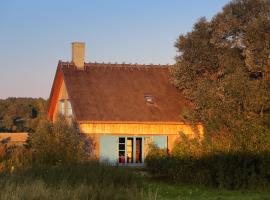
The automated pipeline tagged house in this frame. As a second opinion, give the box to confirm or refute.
[48,42,203,165]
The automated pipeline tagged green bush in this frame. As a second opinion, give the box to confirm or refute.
[145,151,270,190]
[30,117,91,166]
[0,140,32,174]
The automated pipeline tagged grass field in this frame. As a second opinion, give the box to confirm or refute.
[0,164,269,200]
[145,180,270,200]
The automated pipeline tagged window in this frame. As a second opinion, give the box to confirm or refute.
[144,95,154,104]
[118,137,143,164]
[59,99,65,115]
[67,100,73,117]
[118,137,125,163]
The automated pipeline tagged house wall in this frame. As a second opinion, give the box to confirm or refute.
[79,122,203,159]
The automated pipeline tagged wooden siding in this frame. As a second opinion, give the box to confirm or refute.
[79,122,203,136]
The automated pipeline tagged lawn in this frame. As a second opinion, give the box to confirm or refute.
[145,179,270,200]
[0,164,269,200]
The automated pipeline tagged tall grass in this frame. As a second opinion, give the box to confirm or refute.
[0,162,157,200]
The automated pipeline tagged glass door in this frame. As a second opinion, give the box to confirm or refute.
[127,138,134,163]
[136,138,142,163]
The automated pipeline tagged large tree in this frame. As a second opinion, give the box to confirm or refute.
[171,0,270,152]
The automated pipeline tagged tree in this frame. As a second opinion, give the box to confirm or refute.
[171,0,270,152]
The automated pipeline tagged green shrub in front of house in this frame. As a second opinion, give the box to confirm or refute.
[30,116,91,166]
[146,134,270,191]
[146,150,270,189]
[0,116,91,173]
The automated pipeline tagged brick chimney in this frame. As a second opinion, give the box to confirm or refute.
[72,42,85,69]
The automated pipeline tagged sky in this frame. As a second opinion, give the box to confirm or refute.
[0,0,229,99]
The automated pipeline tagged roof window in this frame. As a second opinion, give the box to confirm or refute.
[144,95,154,104]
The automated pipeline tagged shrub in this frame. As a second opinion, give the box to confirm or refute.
[145,146,270,189]
[30,117,91,166]
[0,140,32,174]
[144,143,168,177]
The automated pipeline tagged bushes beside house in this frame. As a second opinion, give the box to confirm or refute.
[0,141,32,173]
[30,117,91,166]
[146,150,270,190]
[0,116,91,173]
[145,134,270,190]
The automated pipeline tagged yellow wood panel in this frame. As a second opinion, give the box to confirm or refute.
[79,123,203,136]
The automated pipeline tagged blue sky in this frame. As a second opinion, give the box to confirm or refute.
[0,0,229,99]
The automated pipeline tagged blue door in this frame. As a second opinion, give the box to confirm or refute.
[153,135,167,149]
[99,135,167,165]
[99,135,118,163]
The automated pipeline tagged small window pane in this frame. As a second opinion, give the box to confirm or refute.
[119,151,125,163]
[67,100,73,117]
[59,100,65,115]
[119,137,125,143]
[119,144,125,150]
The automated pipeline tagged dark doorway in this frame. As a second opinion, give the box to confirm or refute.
[136,138,142,163]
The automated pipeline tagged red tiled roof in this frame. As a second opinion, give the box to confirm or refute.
[57,62,189,122]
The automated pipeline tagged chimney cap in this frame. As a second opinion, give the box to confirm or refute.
[72,41,85,45]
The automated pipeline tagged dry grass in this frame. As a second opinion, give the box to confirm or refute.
[0,180,150,200]
[0,163,157,200]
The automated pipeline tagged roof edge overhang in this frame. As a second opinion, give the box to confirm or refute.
[77,120,202,125]
[47,61,64,121]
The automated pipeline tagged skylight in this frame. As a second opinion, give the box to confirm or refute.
[144,95,154,104]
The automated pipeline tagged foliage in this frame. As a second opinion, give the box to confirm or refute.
[0,140,32,174]
[171,0,270,151]
[30,117,90,166]
[155,0,270,189]
[0,97,47,133]
[146,144,270,190]
[0,115,90,173]
[144,143,168,177]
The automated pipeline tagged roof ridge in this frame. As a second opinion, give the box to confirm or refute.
[59,61,173,68]
[86,62,172,68]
